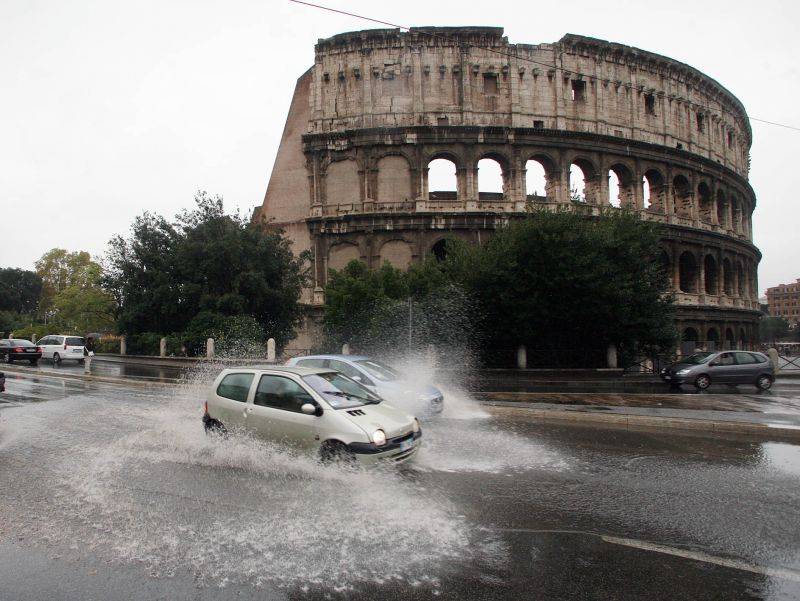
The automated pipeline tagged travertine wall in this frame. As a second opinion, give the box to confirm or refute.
[311,29,750,177]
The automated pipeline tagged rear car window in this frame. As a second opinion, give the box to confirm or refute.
[297,358,328,369]
[10,339,35,347]
[66,337,85,346]
[734,352,758,365]
[749,353,768,364]
[217,373,254,402]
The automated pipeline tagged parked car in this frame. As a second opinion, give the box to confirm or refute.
[660,351,775,390]
[37,335,86,364]
[0,339,42,365]
[203,366,422,464]
[285,355,444,418]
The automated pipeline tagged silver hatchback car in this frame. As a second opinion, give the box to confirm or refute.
[660,351,775,391]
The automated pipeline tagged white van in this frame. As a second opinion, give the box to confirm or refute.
[37,335,86,364]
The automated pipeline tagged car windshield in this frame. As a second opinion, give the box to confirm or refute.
[354,359,402,382]
[302,372,382,409]
[10,339,35,347]
[680,352,715,365]
[66,337,85,346]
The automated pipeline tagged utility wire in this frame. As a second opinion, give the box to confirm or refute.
[288,0,799,134]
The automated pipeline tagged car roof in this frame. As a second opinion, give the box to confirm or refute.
[293,354,370,361]
[222,365,334,376]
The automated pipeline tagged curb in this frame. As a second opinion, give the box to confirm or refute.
[483,401,800,440]
[0,365,181,388]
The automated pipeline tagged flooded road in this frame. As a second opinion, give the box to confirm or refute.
[1,372,799,600]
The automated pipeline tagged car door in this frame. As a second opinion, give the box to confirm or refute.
[213,372,256,429]
[709,352,738,384]
[37,337,51,359]
[246,374,321,450]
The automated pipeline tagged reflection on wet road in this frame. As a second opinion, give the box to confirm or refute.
[0,371,799,600]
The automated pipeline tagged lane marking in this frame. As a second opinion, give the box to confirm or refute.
[492,528,800,582]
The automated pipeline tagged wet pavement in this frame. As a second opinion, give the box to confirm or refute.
[1,370,799,599]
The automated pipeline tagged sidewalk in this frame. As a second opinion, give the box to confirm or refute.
[480,382,800,440]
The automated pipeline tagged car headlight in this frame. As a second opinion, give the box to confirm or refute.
[372,429,386,446]
[676,368,691,375]
[412,418,420,433]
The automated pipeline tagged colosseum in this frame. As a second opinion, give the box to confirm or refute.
[254,27,761,353]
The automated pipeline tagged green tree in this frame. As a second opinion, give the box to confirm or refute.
[51,285,116,333]
[104,191,307,347]
[0,268,42,314]
[759,316,791,344]
[35,249,98,314]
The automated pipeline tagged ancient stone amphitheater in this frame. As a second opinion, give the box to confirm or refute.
[255,27,761,351]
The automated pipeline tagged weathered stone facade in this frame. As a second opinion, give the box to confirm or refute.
[255,27,761,351]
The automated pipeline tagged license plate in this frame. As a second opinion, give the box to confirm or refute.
[72,349,82,353]
[399,439,413,451]
[664,376,671,380]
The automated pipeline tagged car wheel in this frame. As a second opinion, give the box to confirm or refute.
[694,374,711,390]
[756,375,773,391]
[29,359,38,366]
[319,441,356,466]
[203,418,227,436]
[53,352,61,365]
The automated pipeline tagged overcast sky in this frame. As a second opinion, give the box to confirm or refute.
[1,0,798,294]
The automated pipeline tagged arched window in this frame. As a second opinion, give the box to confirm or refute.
[608,164,634,208]
[428,158,458,200]
[525,159,548,199]
[679,252,698,293]
[643,169,664,212]
[378,240,413,270]
[608,170,621,208]
[706,327,720,351]
[683,327,699,342]
[736,261,745,296]
[477,157,504,199]
[325,159,360,206]
[672,175,692,217]
[725,328,735,351]
[723,258,733,295]
[704,255,718,295]
[431,239,448,262]
[659,250,671,286]
[716,190,728,227]
[697,182,712,223]
[739,328,748,350]
[569,160,597,203]
[327,243,361,273]
[731,197,742,233]
[682,327,699,354]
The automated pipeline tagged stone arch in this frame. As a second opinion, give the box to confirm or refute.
[377,155,413,203]
[706,327,720,351]
[722,257,733,295]
[731,195,742,233]
[476,154,506,198]
[327,242,361,273]
[427,154,460,200]
[658,249,672,287]
[608,163,635,208]
[724,327,735,350]
[324,158,361,207]
[643,168,665,212]
[378,239,413,270]
[672,174,692,218]
[525,152,559,200]
[569,157,599,204]
[739,327,748,350]
[735,260,745,296]
[697,182,713,223]
[682,327,699,354]
[679,251,698,293]
[431,238,448,262]
[716,189,728,227]
[704,254,718,295]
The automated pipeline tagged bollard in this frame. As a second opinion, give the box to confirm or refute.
[342,343,350,356]
[267,338,276,363]
[160,337,167,358]
[606,344,618,369]
[120,336,127,356]
[206,338,215,359]
[768,348,781,374]
[517,345,527,369]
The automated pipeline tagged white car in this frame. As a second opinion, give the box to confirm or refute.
[202,366,422,464]
[285,355,444,418]
[37,335,86,364]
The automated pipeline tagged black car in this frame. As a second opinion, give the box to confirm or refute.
[0,339,43,365]
[0,371,5,392]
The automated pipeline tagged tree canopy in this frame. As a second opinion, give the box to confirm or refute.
[104,191,307,349]
[0,268,42,314]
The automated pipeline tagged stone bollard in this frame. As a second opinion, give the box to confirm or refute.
[159,337,167,358]
[206,338,215,359]
[517,345,527,369]
[768,348,781,374]
[120,336,127,356]
[606,344,618,369]
[342,343,350,356]
[267,338,276,363]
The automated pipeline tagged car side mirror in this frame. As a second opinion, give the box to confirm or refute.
[301,403,322,416]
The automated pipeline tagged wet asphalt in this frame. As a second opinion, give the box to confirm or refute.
[0,372,799,600]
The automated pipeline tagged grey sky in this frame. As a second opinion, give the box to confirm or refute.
[1,0,797,294]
